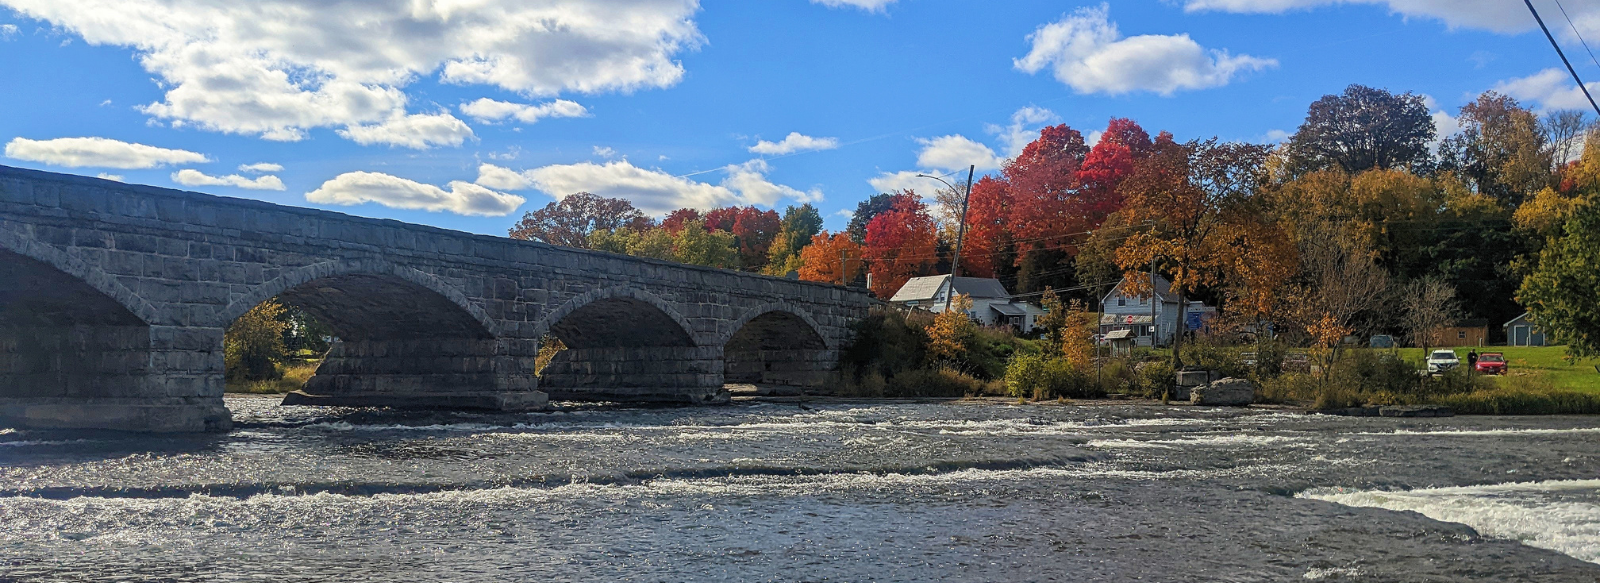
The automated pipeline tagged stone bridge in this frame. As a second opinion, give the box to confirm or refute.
[0,166,873,432]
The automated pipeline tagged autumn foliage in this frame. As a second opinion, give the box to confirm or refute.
[862,193,939,296]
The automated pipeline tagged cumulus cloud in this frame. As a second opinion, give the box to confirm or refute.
[1491,68,1600,113]
[336,112,475,149]
[95,172,123,182]
[749,132,841,156]
[0,24,17,39]
[238,162,282,173]
[810,0,897,11]
[1014,4,1275,95]
[475,163,534,191]
[0,0,702,140]
[171,168,285,190]
[4,136,208,168]
[522,159,819,214]
[306,171,525,216]
[1179,0,1559,36]
[986,106,1059,157]
[459,98,589,124]
[915,135,1004,172]
[868,170,944,195]
[593,146,618,158]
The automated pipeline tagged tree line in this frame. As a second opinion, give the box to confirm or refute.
[507,85,1600,357]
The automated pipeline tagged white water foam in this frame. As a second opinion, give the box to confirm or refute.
[1300,479,1600,564]
[1353,427,1600,438]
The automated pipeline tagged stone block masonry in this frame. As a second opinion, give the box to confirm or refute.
[0,165,872,432]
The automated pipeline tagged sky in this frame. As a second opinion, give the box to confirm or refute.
[3,0,1600,236]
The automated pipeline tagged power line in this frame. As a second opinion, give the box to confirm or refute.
[1551,0,1600,72]
[1524,0,1600,117]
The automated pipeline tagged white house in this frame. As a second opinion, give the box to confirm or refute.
[1099,274,1216,347]
[889,275,1047,332]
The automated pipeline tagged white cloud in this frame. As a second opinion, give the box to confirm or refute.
[523,159,818,214]
[810,0,897,12]
[1086,130,1105,147]
[1419,94,1461,152]
[0,24,17,39]
[95,172,123,182]
[749,132,841,156]
[307,171,525,216]
[4,136,208,168]
[1,0,702,140]
[834,209,854,219]
[1491,68,1600,113]
[171,168,285,190]
[914,135,1004,172]
[336,112,475,149]
[593,146,617,158]
[985,106,1059,157]
[1014,4,1275,95]
[1263,129,1290,143]
[868,170,945,195]
[459,98,589,124]
[1179,0,1560,36]
[474,163,534,191]
[238,162,282,173]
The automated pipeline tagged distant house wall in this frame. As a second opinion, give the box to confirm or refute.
[1429,326,1488,347]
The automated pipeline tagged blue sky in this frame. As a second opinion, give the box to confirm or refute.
[2,0,1598,236]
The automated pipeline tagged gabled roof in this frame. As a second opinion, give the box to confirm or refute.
[1504,312,1533,327]
[1103,274,1177,303]
[890,275,1012,302]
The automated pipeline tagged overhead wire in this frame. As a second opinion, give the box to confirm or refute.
[1550,0,1600,72]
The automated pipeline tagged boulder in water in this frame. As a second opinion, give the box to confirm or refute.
[1190,377,1255,406]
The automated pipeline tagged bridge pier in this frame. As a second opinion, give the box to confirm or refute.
[538,345,729,404]
[282,338,548,411]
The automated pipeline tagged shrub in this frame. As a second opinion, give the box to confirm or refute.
[884,367,996,398]
[1006,354,1102,400]
[1433,374,1600,415]
[1181,340,1249,379]
[840,307,931,381]
[1133,361,1175,399]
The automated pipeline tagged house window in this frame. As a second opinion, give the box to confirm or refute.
[1118,297,1126,306]
[1139,297,1147,305]
[1458,331,1466,339]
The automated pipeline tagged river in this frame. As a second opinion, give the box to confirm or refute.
[2,395,1598,582]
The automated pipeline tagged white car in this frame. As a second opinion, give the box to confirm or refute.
[1426,349,1460,375]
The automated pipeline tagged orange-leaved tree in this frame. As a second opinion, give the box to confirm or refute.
[862,192,938,297]
[1113,137,1275,369]
[797,231,863,285]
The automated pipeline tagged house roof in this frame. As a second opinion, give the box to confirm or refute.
[1504,312,1533,328]
[889,275,1011,303]
[1105,329,1135,340]
[1103,274,1177,303]
[990,302,1027,317]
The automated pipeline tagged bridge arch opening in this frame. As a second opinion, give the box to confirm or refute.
[723,309,833,393]
[226,269,538,410]
[0,248,151,404]
[535,290,723,403]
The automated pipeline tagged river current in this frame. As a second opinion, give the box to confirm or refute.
[2,395,1599,582]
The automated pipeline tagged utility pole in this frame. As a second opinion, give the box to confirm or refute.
[950,165,975,279]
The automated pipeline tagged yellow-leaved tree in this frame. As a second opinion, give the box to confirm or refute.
[926,294,975,366]
[225,299,287,381]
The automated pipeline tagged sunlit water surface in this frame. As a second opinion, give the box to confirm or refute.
[3,395,1600,582]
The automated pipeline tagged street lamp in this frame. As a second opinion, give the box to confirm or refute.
[915,165,976,314]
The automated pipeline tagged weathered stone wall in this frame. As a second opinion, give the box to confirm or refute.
[0,165,872,431]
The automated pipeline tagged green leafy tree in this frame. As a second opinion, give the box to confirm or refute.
[765,204,824,275]
[226,299,288,381]
[1519,194,1600,357]
[846,193,900,244]
[672,220,740,268]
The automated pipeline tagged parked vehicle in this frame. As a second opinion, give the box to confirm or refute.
[1426,349,1460,375]
[1369,335,1395,348]
[1474,352,1508,375]
[1240,352,1257,366]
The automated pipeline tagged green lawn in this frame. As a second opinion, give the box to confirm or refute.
[1386,346,1600,393]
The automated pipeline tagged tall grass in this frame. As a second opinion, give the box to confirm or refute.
[226,360,318,394]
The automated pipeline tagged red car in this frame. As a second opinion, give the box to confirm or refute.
[1475,352,1508,375]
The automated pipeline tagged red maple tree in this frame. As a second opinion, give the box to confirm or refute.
[862,193,938,297]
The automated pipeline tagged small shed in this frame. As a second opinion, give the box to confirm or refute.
[1503,312,1547,347]
[1429,319,1489,347]
[1105,329,1136,356]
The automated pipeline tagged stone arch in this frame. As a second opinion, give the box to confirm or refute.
[721,302,835,390]
[720,302,833,350]
[218,259,499,337]
[530,286,697,348]
[0,227,159,325]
